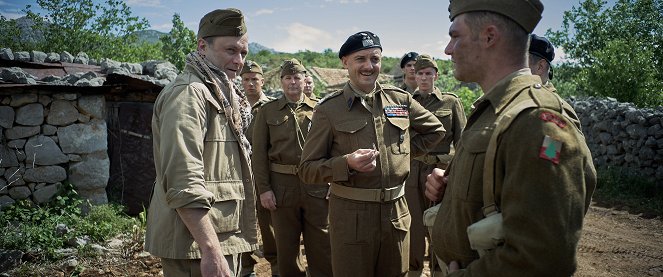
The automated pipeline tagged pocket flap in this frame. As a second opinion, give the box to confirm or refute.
[462,126,493,153]
[435,109,452,118]
[386,117,409,130]
[206,180,245,201]
[267,115,289,126]
[335,119,367,134]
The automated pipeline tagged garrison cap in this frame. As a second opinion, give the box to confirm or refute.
[338,31,382,59]
[448,0,544,33]
[414,54,438,72]
[240,60,263,76]
[400,52,419,68]
[198,8,246,38]
[529,34,555,63]
[280,58,306,77]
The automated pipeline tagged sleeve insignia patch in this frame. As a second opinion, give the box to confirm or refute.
[384,105,409,117]
[540,111,567,128]
[539,135,562,164]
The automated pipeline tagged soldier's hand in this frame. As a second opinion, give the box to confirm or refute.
[260,190,277,211]
[425,168,448,202]
[448,260,459,273]
[346,148,379,173]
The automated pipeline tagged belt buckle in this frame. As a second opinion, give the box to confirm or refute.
[380,189,386,202]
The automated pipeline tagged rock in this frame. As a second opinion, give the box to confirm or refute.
[55,223,69,236]
[1,67,36,84]
[24,165,67,183]
[15,103,44,126]
[45,52,60,63]
[0,106,14,128]
[7,139,26,149]
[0,249,23,273]
[0,48,14,60]
[8,186,31,200]
[78,95,106,119]
[0,195,15,209]
[5,125,40,140]
[15,51,30,62]
[121,62,142,74]
[57,120,107,154]
[30,51,47,63]
[10,93,38,107]
[0,145,19,168]
[68,151,109,191]
[32,183,62,203]
[60,51,74,63]
[46,100,79,126]
[42,124,57,136]
[73,52,89,65]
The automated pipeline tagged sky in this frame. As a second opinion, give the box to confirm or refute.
[1,0,610,61]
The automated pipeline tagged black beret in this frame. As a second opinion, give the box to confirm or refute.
[400,52,419,68]
[529,34,555,63]
[338,31,382,59]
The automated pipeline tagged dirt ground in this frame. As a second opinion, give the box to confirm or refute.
[20,201,663,277]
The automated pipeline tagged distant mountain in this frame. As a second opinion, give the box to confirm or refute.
[249,42,277,54]
[134,30,167,44]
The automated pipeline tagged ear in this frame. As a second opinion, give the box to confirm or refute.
[341,56,349,69]
[197,38,207,52]
[482,25,499,48]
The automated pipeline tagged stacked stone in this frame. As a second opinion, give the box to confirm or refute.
[0,47,179,87]
[570,96,663,184]
[0,93,109,209]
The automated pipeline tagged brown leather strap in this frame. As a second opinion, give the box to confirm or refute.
[329,183,405,202]
[269,163,298,175]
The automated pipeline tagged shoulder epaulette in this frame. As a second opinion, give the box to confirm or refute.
[382,84,407,94]
[317,90,343,105]
[259,97,278,107]
[441,91,459,98]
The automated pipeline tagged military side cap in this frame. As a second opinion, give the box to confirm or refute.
[240,60,263,76]
[338,31,382,59]
[280,58,306,77]
[529,34,555,63]
[448,0,544,33]
[198,8,246,38]
[414,54,438,72]
[400,52,419,68]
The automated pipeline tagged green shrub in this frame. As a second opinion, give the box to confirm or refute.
[594,166,663,217]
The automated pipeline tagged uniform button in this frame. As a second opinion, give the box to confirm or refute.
[534,83,542,89]
[244,179,250,183]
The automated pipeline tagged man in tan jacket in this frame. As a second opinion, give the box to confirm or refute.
[425,0,596,275]
[145,8,258,277]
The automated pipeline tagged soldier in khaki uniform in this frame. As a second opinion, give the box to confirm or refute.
[398,52,419,94]
[425,0,596,275]
[303,73,318,101]
[406,55,466,277]
[528,34,555,91]
[252,58,332,277]
[145,8,258,277]
[239,60,278,277]
[299,31,446,277]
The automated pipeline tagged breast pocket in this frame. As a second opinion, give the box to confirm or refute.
[435,109,453,136]
[453,125,492,202]
[266,115,289,143]
[206,181,245,234]
[386,117,410,154]
[334,119,368,152]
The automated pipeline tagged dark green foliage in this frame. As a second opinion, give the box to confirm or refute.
[593,167,663,217]
[546,0,663,107]
[160,13,196,70]
[0,183,138,261]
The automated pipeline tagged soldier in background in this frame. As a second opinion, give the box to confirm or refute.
[406,54,466,277]
[239,60,279,277]
[528,34,555,90]
[303,73,318,100]
[399,51,419,94]
[299,31,445,276]
[252,58,332,277]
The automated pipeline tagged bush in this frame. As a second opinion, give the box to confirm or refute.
[593,166,663,217]
[0,183,139,262]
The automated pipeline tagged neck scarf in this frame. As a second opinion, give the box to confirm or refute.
[186,52,253,156]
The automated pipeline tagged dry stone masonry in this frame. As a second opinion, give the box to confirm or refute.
[570,97,663,184]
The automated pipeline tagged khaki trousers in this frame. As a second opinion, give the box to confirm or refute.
[240,199,279,276]
[329,196,410,277]
[161,254,240,277]
[405,160,436,273]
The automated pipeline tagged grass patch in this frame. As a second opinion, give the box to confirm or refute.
[592,166,663,218]
[0,183,140,263]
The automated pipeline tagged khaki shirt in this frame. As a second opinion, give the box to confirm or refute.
[252,95,317,194]
[431,69,596,275]
[413,87,467,162]
[145,64,258,259]
[299,82,445,190]
[246,93,273,144]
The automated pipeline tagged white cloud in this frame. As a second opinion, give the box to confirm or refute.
[0,11,24,19]
[125,0,162,7]
[255,9,273,16]
[272,23,337,53]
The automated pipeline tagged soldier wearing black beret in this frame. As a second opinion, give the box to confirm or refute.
[425,0,596,275]
[399,51,420,93]
[529,34,555,84]
[300,31,445,276]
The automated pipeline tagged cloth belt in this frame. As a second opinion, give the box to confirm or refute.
[269,163,298,175]
[329,182,405,202]
[414,154,440,165]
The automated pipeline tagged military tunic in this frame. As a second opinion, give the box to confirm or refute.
[430,69,596,276]
[406,87,466,273]
[252,95,332,277]
[299,82,445,276]
[241,93,278,276]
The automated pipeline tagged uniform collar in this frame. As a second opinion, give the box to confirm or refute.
[342,81,383,110]
[481,68,541,115]
[276,93,317,110]
[414,87,444,101]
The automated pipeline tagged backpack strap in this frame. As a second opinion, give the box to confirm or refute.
[481,99,538,217]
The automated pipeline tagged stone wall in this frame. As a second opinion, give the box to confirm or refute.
[0,92,109,208]
[570,97,663,184]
